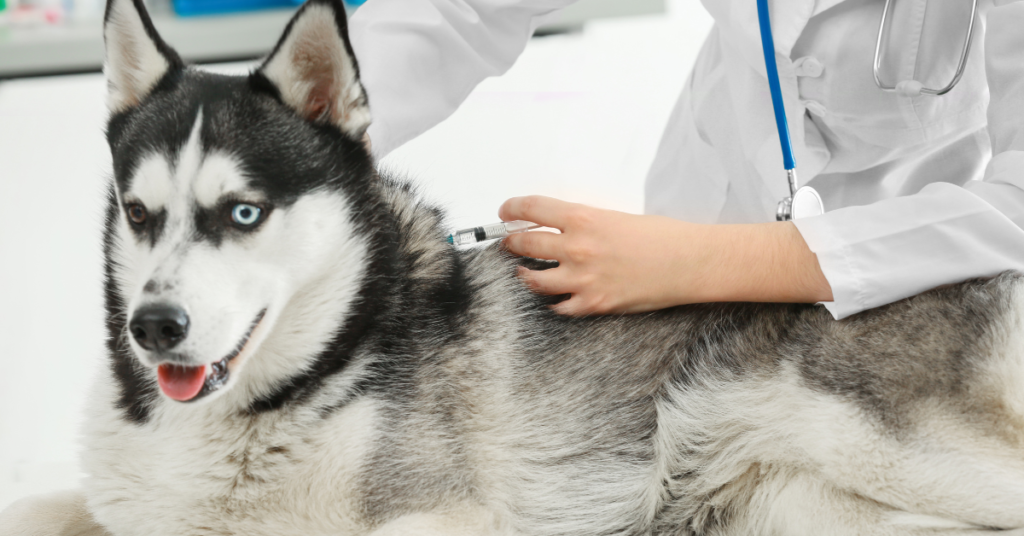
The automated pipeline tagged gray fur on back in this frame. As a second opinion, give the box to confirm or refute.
[341,172,1024,535]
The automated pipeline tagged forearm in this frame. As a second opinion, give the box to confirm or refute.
[501,196,833,315]
[682,221,833,305]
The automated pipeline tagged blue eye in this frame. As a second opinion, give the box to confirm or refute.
[231,204,262,226]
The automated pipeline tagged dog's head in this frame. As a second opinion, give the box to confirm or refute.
[103,0,375,407]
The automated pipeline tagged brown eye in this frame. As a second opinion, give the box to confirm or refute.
[127,204,147,225]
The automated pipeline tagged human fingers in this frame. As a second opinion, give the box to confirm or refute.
[516,266,575,296]
[498,196,576,231]
[503,231,562,261]
[549,294,605,317]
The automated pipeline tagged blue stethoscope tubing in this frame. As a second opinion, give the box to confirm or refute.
[756,0,824,221]
[756,0,796,172]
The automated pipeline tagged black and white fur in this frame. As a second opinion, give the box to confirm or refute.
[3,0,1024,534]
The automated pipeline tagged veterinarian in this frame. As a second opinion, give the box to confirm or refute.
[348,0,1024,319]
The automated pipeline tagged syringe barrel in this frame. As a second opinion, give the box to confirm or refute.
[448,220,540,246]
[481,222,510,240]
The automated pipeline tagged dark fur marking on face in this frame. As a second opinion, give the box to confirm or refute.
[191,198,274,247]
[122,205,167,248]
[107,69,191,190]
[103,189,159,424]
[191,202,227,247]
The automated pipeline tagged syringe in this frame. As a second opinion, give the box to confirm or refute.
[446,220,540,246]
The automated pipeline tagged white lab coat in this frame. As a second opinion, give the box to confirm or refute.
[349,0,1024,319]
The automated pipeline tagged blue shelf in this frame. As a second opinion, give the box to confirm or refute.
[173,0,364,17]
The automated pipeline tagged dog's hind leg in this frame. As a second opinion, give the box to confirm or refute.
[663,369,1024,535]
[0,489,110,536]
[776,402,1024,533]
[729,469,1024,536]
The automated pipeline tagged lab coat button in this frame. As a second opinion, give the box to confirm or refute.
[793,57,824,78]
[803,100,827,117]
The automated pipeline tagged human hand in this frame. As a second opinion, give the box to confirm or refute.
[499,195,832,316]
[499,196,706,315]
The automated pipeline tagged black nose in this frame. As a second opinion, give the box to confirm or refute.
[129,304,189,351]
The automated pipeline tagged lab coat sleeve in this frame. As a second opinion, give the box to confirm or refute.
[794,1,1024,320]
[348,0,578,159]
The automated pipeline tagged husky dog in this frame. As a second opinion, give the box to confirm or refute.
[4,0,1024,534]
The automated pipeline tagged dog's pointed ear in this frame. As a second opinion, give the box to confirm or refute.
[103,0,184,113]
[256,0,371,138]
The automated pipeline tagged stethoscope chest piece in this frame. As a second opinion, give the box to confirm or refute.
[777,186,825,221]
[793,186,825,220]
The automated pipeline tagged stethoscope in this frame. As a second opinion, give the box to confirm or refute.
[874,0,979,97]
[757,0,978,221]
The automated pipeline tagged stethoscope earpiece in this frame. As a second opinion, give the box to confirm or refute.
[895,80,924,98]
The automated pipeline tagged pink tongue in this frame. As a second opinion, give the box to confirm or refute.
[157,363,207,401]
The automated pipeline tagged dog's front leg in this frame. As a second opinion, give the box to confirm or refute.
[0,489,110,536]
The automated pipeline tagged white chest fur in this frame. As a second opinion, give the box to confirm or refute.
[80,376,379,536]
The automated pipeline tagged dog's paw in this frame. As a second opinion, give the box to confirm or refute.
[0,489,110,536]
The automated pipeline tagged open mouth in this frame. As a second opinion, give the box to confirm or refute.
[156,309,267,402]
